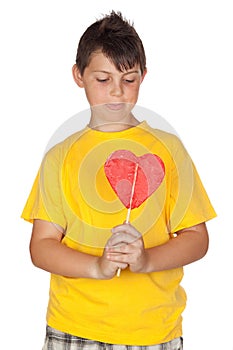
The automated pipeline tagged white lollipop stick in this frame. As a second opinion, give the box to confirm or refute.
[117,163,139,277]
[126,163,139,223]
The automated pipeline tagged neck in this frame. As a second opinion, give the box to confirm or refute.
[88,113,140,132]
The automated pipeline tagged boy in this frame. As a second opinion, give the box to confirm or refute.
[22,11,216,349]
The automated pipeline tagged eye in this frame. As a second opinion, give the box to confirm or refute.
[124,79,135,83]
[96,78,109,83]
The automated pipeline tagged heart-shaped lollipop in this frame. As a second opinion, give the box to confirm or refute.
[104,150,165,210]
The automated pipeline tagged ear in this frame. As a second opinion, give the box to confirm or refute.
[140,68,147,83]
[72,64,84,88]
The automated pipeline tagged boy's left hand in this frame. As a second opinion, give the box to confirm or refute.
[106,223,147,273]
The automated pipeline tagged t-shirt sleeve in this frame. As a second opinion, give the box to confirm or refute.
[168,137,216,233]
[21,146,67,230]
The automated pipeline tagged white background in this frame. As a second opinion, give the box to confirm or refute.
[1,1,232,349]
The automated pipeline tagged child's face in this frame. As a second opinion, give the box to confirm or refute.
[73,51,146,108]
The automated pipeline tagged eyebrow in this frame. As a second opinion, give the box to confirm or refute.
[93,70,140,75]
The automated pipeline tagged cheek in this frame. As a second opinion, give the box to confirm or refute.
[126,84,141,100]
[85,85,106,105]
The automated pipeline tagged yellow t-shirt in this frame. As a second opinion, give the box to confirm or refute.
[21,121,216,345]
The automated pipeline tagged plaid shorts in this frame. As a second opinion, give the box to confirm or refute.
[42,326,183,350]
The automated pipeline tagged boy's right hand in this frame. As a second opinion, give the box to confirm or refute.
[95,247,128,279]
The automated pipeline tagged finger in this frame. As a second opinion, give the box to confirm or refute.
[112,223,141,238]
[106,251,129,264]
[107,240,140,254]
[106,251,129,267]
[107,250,142,268]
[115,262,128,270]
[107,232,139,247]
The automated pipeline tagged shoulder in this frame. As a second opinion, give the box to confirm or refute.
[143,123,186,154]
[43,127,87,162]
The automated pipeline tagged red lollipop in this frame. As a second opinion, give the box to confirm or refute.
[104,149,165,221]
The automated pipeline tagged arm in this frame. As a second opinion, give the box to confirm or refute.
[29,219,128,279]
[106,222,209,273]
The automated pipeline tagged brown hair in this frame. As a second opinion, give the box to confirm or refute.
[75,11,146,75]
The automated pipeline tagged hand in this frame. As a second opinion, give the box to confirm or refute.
[106,223,148,273]
[95,243,128,279]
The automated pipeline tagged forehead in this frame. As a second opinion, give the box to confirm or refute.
[86,51,140,74]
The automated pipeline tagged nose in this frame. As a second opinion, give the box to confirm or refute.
[110,81,123,97]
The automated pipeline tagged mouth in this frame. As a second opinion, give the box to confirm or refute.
[105,103,125,111]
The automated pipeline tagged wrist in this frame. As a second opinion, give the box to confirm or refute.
[139,248,155,274]
[90,256,111,280]
[89,256,103,279]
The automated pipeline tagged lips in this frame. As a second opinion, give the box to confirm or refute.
[106,103,125,111]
